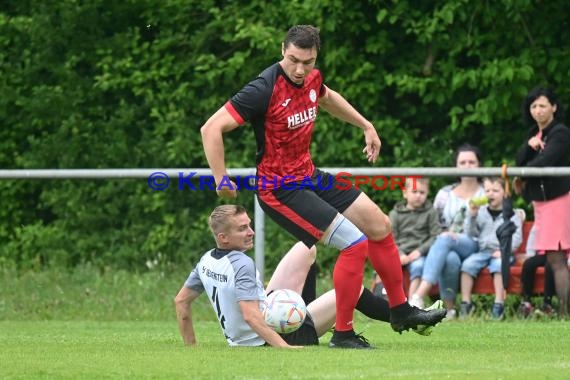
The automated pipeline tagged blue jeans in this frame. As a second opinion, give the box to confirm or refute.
[462,250,515,277]
[407,256,425,281]
[422,233,478,301]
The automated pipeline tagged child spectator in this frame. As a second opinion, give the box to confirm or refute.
[459,177,523,320]
[373,178,441,298]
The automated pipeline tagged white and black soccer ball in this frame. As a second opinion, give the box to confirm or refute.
[261,289,307,334]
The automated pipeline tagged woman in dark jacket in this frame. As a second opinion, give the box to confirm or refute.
[515,86,570,317]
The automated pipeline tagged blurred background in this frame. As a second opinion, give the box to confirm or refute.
[1,1,569,304]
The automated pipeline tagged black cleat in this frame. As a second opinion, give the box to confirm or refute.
[329,331,374,349]
[390,304,446,334]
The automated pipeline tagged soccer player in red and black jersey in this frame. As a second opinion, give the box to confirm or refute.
[200,25,446,348]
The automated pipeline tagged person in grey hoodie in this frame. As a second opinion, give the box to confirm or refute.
[459,177,523,320]
[373,178,441,299]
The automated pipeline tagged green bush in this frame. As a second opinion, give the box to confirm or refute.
[1,1,569,270]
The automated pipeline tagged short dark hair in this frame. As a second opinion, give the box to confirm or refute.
[453,143,482,166]
[521,86,565,125]
[284,25,321,51]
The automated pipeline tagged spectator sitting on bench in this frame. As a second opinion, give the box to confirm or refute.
[372,177,441,299]
[459,177,523,320]
[409,144,485,318]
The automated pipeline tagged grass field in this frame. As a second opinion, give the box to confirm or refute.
[1,267,569,379]
[1,319,569,379]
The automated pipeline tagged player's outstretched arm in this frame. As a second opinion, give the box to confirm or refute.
[174,287,200,345]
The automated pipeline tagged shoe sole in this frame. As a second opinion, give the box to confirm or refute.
[329,343,375,349]
[414,300,444,336]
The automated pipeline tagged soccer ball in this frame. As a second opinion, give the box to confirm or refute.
[262,289,307,334]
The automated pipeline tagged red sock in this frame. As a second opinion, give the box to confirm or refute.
[333,239,368,331]
[368,234,406,307]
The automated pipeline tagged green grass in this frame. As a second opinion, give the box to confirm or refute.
[1,266,569,379]
[1,320,569,379]
[0,265,215,321]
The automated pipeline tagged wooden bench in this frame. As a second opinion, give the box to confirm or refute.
[371,221,552,297]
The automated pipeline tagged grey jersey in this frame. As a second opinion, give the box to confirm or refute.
[184,248,266,346]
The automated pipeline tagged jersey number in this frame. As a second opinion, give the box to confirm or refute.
[211,286,226,330]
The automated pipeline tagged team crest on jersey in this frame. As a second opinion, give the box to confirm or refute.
[309,89,317,103]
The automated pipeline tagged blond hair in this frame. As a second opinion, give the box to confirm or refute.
[208,205,247,236]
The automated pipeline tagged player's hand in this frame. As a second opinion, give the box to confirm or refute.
[362,125,381,163]
[216,179,238,199]
[184,336,197,346]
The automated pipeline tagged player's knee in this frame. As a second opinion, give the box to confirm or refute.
[308,245,317,263]
[323,215,365,250]
[174,294,184,307]
[366,214,392,240]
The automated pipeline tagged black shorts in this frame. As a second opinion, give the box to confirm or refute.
[278,312,319,346]
[257,168,361,247]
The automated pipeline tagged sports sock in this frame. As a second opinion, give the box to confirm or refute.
[368,234,407,307]
[331,329,355,338]
[301,262,318,305]
[333,239,368,331]
[355,287,390,322]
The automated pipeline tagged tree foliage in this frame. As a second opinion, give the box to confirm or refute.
[1,0,569,271]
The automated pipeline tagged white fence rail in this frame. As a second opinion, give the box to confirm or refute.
[2,167,570,178]
[2,166,570,280]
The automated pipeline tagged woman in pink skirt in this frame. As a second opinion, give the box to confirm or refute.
[515,86,570,317]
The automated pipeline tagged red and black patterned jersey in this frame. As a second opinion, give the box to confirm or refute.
[224,63,326,190]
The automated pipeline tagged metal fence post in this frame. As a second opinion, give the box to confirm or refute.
[254,194,265,283]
